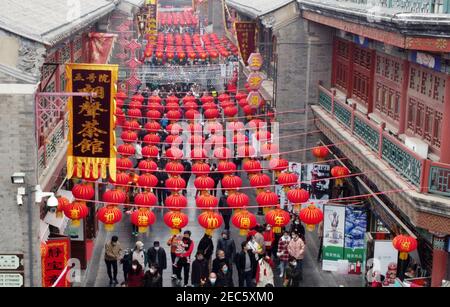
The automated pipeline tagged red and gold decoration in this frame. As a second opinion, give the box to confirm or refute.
[164,211,189,234]
[249,173,271,194]
[312,146,329,162]
[72,182,95,201]
[97,205,122,231]
[66,64,119,181]
[392,235,418,260]
[232,210,257,236]
[226,192,249,211]
[63,201,89,227]
[256,189,279,214]
[42,238,70,287]
[286,188,310,212]
[299,204,323,231]
[265,208,290,233]
[134,191,158,208]
[198,211,223,235]
[56,196,70,218]
[277,172,299,193]
[330,165,350,186]
[131,209,156,233]
[221,174,242,195]
[269,158,289,177]
[165,194,188,211]
[234,22,256,65]
[194,176,215,195]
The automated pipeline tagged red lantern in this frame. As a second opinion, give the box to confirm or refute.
[164,211,189,234]
[260,143,279,158]
[192,162,210,177]
[165,161,185,177]
[121,130,138,143]
[256,190,279,214]
[142,145,159,159]
[138,159,158,173]
[198,211,223,235]
[185,109,201,121]
[72,183,95,201]
[221,174,242,194]
[165,194,188,211]
[56,196,70,218]
[63,201,89,227]
[249,173,271,194]
[146,109,162,121]
[118,143,136,157]
[109,172,131,188]
[214,147,232,160]
[223,106,238,118]
[190,148,207,160]
[194,176,215,194]
[217,161,237,176]
[299,204,323,231]
[137,173,158,188]
[393,235,418,260]
[134,191,158,207]
[204,108,220,120]
[265,208,290,233]
[143,133,161,145]
[102,189,126,205]
[131,209,156,233]
[277,172,299,192]
[312,146,329,161]
[226,192,249,210]
[330,166,350,186]
[97,205,122,231]
[269,158,289,177]
[243,160,262,175]
[127,108,142,119]
[117,157,133,171]
[237,144,256,159]
[232,210,257,236]
[123,120,140,131]
[166,110,182,122]
[144,121,162,133]
[196,194,219,210]
[165,176,186,194]
[287,188,310,212]
[165,146,184,160]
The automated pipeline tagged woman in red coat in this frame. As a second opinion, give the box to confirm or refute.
[127,260,144,287]
[263,224,275,257]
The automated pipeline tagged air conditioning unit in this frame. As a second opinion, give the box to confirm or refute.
[404,136,429,159]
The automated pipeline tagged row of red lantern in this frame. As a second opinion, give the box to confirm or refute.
[158,11,198,27]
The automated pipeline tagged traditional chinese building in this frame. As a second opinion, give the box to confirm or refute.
[0,0,125,287]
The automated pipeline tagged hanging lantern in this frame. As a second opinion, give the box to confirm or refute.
[109,172,131,190]
[117,157,133,171]
[277,172,299,193]
[213,147,232,161]
[146,109,162,121]
[167,123,183,135]
[256,189,279,214]
[137,173,158,189]
[196,193,219,210]
[165,146,184,160]
[299,204,323,231]
[123,120,140,131]
[144,121,162,134]
[142,145,159,159]
[217,161,237,176]
[330,166,350,186]
[63,201,89,227]
[223,106,238,118]
[393,235,418,260]
[164,211,189,234]
[237,144,256,163]
[165,193,188,211]
[131,209,156,233]
[249,173,271,195]
[204,108,220,120]
[120,130,138,143]
[185,109,201,121]
[192,162,210,177]
[165,161,185,177]
[134,191,158,208]
[143,133,161,145]
[287,188,310,212]
[198,211,223,235]
[127,108,142,119]
[118,143,136,157]
[269,158,289,177]
[138,159,158,173]
[265,208,290,233]
[243,160,262,176]
[56,196,70,218]
[190,148,208,161]
[194,176,215,195]
[221,175,243,194]
[102,189,127,205]
[233,133,248,146]
[226,192,249,211]
[165,176,186,194]
[312,146,329,162]
[260,142,279,160]
[232,210,257,236]
[97,205,122,231]
[72,183,95,201]
[167,110,182,122]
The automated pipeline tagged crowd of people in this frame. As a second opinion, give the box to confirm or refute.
[104,220,310,287]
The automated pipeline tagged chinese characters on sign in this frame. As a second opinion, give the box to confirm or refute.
[66,64,118,181]
[42,238,70,287]
[234,22,256,65]
[147,0,158,45]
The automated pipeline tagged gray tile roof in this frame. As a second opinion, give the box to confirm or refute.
[226,0,294,18]
[0,0,118,46]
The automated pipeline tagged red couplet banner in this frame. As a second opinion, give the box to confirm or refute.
[234,22,256,65]
[42,237,71,287]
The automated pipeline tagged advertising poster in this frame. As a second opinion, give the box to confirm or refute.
[373,240,398,276]
[344,207,367,274]
[302,163,330,201]
[288,162,302,184]
[322,204,346,271]
[275,184,288,211]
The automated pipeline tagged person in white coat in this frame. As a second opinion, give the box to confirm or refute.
[256,256,274,287]
[132,241,147,270]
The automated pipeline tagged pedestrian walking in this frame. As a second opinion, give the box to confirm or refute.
[191,251,210,287]
[235,241,257,287]
[218,193,232,230]
[263,224,275,257]
[156,168,169,206]
[277,230,291,278]
[181,160,192,196]
[127,260,144,287]
[317,221,324,262]
[287,232,305,281]
[210,164,222,197]
[147,241,167,276]
[174,230,194,286]
[104,235,122,286]
[197,233,214,268]
[132,241,147,270]
[212,249,230,274]
[284,257,302,287]
[120,248,132,282]
[216,230,236,265]
[216,262,233,287]
[202,272,219,287]
[144,264,163,287]
[167,233,183,279]
[290,215,306,243]
[256,256,275,287]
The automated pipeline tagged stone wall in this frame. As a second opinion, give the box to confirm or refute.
[0,91,41,287]
[275,18,333,162]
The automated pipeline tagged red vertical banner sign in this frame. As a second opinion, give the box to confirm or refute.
[147,0,158,45]
[234,22,256,65]
[42,238,71,287]
[89,33,117,64]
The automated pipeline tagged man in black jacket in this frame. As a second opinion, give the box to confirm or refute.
[197,234,214,267]
[156,166,169,206]
[181,160,192,196]
[216,230,236,265]
[218,193,232,230]
[147,241,167,276]
[191,251,209,287]
[235,241,257,287]
[210,164,222,197]
[212,249,230,274]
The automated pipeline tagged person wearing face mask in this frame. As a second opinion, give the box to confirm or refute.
[212,249,230,274]
[287,232,305,282]
[216,262,233,287]
[197,233,214,269]
[246,235,263,260]
[235,241,257,287]
[277,230,291,278]
[203,272,219,287]
[127,260,144,287]
[144,264,163,287]
[147,241,167,276]
[290,215,306,243]
[104,236,122,285]
[191,251,210,287]
[253,225,266,254]
[284,257,302,287]
[216,230,236,267]
[132,241,148,270]
[174,230,194,286]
